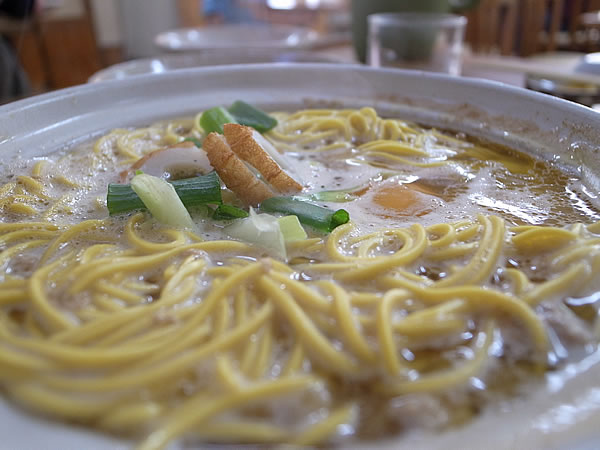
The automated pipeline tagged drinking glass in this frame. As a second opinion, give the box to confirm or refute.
[367,13,467,75]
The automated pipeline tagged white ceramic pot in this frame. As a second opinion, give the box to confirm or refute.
[0,64,599,449]
[88,50,341,83]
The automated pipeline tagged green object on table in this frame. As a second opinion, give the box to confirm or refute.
[351,0,480,63]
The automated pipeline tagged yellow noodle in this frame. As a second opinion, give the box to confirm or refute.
[193,421,289,443]
[28,254,77,332]
[0,228,60,245]
[52,174,80,188]
[427,222,456,248]
[335,225,428,281]
[9,383,120,420]
[281,339,305,376]
[259,275,358,374]
[322,281,375,362]
[271,271,332,312]
[511,226,577,253]
[379,321,495,395]
[425,242,478,261]
[523,262,592,306]
[42,303,273,393]
[377,289,411,374]
[138,375,318,450]
[92,294,125,312]
[215,355,244,392]
[0,239,48,266]
[240,328,260,375]
[293,403,356,446]
[435,215,504,287]
[125,213,186,252]
[99,402,163,431]
[40,219,107,263]
[4,203,38,215]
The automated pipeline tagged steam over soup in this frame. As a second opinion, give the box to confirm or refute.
[0,107,599,449]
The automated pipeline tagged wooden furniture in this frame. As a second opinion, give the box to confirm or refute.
[465,0,518,55]
[519,0,565,56]
[176,0,204,27]
[465,0,600,56]
[0,14,52,92]
[578,7,600,51]
[39,0,102,88]
[517,0,600,55]
[2,0,102,91]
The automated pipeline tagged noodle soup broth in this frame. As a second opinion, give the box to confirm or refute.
[0,106,599,449]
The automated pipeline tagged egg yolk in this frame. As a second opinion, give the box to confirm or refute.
[373,182,438,217]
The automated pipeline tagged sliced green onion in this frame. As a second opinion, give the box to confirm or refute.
[228,100,278,133]
[307,186,364,203]
[199,106,237,134]
[225,209,286,259]
[183,137,203,147]
[212,204,249,220]
[107,172,222,215]
[260,197,349,233]
[131,174,195,229]
[278,215,307,242]
[172,172,222,207]
[107,183,145,214]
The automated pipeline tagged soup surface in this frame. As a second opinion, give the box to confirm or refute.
[0,107,599,449]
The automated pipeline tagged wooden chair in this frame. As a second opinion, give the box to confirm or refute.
[0,12,53,92]
[465,0,519,55]
[518,0,565,56]
[569,0,600,51]
[3,0,102,90]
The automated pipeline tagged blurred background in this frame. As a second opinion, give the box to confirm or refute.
[3,0,600,106]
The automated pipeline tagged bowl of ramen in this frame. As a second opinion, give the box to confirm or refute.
[0,64,599,450]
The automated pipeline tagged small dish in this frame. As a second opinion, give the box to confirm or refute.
[574,52,600,76]
[525,73,600,107]
[154,24,321,52]
[88,50,340,83]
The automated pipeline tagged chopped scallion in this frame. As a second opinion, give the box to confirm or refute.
[199,107,237,134]
[278,215,307,242]
[131,174,195,229]
[260,197,349,233]
[172,172,222,207]
[212,204,249,220]
[228,100,278,133]
[307,186,364,203]
[107,172,222,215]
[225,208,286,259]
[106,183,145,214]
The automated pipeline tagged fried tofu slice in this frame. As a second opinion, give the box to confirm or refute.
[203,132,275,206]
[223,123,303,194]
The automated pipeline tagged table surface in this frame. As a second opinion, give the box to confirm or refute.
[314,45,600,88]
